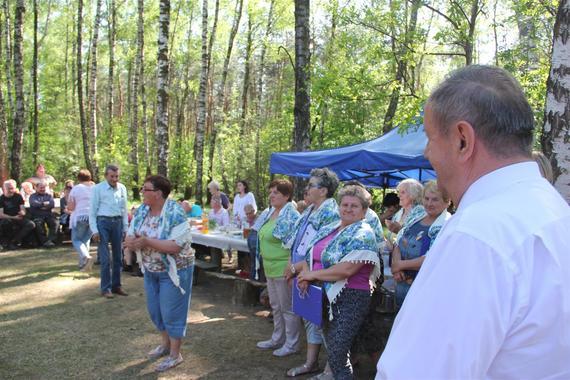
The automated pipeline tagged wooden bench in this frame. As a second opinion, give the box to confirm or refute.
[193,259,220,285]
[197,269,266,306]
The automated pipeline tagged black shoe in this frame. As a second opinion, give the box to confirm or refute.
[8,243,19,250]
[123,265,133,272]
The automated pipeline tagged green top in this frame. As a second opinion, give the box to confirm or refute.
[259,218,290,278]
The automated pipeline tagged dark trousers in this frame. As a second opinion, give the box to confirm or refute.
[97,216,123,293]
[0,218,36,244]
[32,215,59,244]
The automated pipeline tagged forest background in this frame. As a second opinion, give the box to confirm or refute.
[1,0,569,207]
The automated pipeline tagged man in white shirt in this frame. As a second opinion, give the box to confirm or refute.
[377,65,570,379]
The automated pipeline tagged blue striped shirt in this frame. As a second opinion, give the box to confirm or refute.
[89,181,129,234]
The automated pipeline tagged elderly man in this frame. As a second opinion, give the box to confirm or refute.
[377,66,570,379]
[89,164,129,299]
[29,181,58,248]
[0,180,36,250]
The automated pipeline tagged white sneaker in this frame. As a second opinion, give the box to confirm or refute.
[256,339,281,350]
[273,346,298,357]
[82,257,94,272]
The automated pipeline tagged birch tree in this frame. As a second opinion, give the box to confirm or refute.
[2,0,13,125]
[129,0,144,199]
[542,0,570,202]
[32,0,39,165]
[107,0,116,132]
[87,0,102,180]
[0,15,8,182]
[156,0,170,176]
[77,0,93,177]
[11,0,25,181]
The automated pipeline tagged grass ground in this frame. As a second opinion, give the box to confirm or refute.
[0,245,377,379]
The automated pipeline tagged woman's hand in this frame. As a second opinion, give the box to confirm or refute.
[386,220,402,233]
[297,270,317,282]
[392,271,405,282]
[124,234,147,251]
[297,279,309,294]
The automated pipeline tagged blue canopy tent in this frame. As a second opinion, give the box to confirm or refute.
[269,121,436,188]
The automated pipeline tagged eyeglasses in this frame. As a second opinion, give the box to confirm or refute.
[306,183,321,189]
[140,187,159,192]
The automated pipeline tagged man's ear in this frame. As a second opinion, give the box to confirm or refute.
[453,121,476,163]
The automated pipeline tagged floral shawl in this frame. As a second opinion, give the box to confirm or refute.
[365,208,384,250]
[251,202,299,280]
[396,208,451,249]
[284,197,339,251]
[128,199,194,294]
[308,219,380,318]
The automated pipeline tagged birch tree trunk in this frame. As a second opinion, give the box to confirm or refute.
[194,0,209,205]
[138,0,150,177]
[107,0,116,133]
[76,0,93,177]
[236,14,252,178]
[32,0,39,166]
[129,0,144,199]
[156,0,170,177]
[293,0,311,198]
[541,0,570,203]
[87,0,102,180]
[0,16,8,182]
[11,0,25,182]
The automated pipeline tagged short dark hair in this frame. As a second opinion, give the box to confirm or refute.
[269,179,294,201]
[310,167,340,198]
[144,175,172,198]
[237,179,250,193]
[382,192,400,208]
[105,164,120,175]
[428,65,534,158]
[77,169,92,182]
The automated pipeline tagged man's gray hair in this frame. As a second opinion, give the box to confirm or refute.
[310,167,340,198]
[427,65,534,158]
[105,164,120,175]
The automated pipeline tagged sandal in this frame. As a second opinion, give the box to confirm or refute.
[155,353,183,372]
[147,345,170,359]
[287,363,320,377]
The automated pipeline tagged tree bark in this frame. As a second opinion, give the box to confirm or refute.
[76,0,92,177]
[194,0,209,205]
[32,0,39,166]
[236,14,252,178]
[0,15,8,182]
[2,0,13,126]
[107,0,116,134]
[87,0,102,180]
[293,0,311,198]
[541,0,570,202]
[11,0,25,182]
[156,0,171,177]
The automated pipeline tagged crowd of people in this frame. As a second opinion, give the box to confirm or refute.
[1,65,569,378]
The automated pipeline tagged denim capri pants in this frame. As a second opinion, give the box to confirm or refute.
[144,266,194,338]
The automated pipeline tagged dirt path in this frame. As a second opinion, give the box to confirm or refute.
[0,245,376,379]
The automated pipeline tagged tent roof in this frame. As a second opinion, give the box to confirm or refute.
[269,119,436,188]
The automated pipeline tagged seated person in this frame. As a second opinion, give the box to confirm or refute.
[379,192,400,227]
[20,181,35,205]
[0,180,36,250]
[60,181,74,234]
[180,200,203,218]
[29,182,59,248]
[208,196,229,228]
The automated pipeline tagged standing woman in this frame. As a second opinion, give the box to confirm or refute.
[254,179,301,357]
[67,170,95,271]
[297,185,381,379]
[124,175,194,373]
[232,179,257,226]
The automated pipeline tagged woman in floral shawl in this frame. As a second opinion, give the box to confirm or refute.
[391,180,451,307]
[124,175,194,373]
[254,179,302,357]
[298,185,381,379]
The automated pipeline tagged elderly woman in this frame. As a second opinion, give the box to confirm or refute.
[208,196,230,228]
[254,179,301,357]
[297,185,381,379]
[391,181,451,307]
[207,180,229,209]
[232,179,257,227]
[124,175,194,373]
[285,168,340,377]
[67,170,94,271]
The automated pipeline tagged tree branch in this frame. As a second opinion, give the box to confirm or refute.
[278,46,295,71]
[421,1,460,29]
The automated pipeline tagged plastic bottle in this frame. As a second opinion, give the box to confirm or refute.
[202,214,209,234]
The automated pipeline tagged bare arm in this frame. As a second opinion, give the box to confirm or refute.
[297,262,365,283]
[391,245,426,272]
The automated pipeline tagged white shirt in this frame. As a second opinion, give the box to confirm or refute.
[377,162,570,380]
[209,207,230,227]
[232,192,257,223]
[69,183,93,228]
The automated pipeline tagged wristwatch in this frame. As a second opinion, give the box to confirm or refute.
[290,264,296,275]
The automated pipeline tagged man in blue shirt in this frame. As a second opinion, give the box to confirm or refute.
[89,165,129,299]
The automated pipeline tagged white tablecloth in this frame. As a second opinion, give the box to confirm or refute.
[191,231,249,252]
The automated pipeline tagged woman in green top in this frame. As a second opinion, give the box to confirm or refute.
[255,179,302,357]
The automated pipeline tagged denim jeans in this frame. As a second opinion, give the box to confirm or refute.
[72,219,92,267]
[144,266,194,338]
[96,216,123,293]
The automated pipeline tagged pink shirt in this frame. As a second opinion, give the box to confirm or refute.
[312,231,338,271]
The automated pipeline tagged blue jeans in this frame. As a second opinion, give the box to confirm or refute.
[72,219,92,267]
[395,281,412,308]
[144,266,194,338]
[97,216,123,293]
